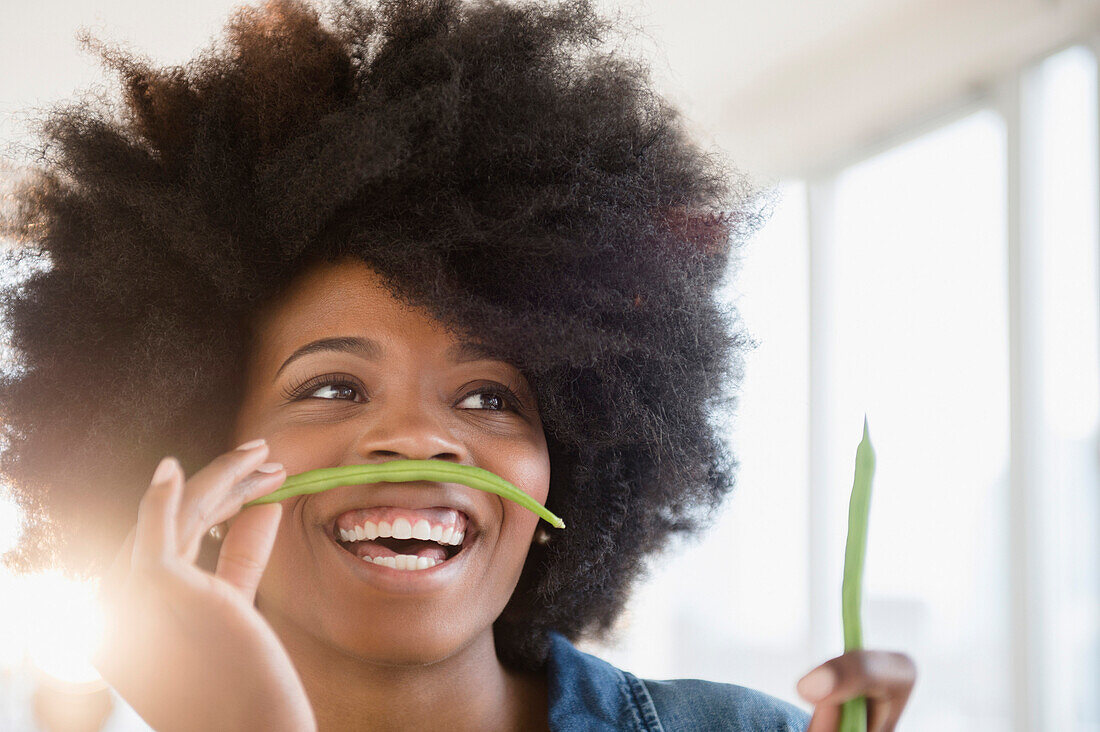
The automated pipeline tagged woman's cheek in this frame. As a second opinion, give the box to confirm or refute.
[496,502,539,579]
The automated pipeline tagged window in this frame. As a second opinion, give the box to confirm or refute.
[584,43,1100,732]
[1026,45,1100,732]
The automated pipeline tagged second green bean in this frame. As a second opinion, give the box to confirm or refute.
[840,415,876,732]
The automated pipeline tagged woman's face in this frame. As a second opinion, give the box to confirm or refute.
[230,257,550,665]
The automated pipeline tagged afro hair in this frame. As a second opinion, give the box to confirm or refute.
[0,0,772,671]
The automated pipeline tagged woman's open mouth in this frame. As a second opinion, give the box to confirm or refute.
[331,506,473,572]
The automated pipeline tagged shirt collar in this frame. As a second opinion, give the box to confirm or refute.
[545,629,664,731]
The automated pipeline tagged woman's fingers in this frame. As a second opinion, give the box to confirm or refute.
[174,440,286,562]
[179,465,286,565]
[100,456,187,685]
[214,503,283,603]
[131,456,183,574]
[798,649,917,732]
[804,703,840,732]
[868,696,900,732]
[174,439,268,546]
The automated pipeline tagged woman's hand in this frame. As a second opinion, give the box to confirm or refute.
[796,649,917,731]
[91,440,317,732]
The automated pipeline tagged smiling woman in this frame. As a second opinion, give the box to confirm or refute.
[0,0,816,730]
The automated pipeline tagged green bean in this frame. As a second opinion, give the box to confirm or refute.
[242,458,565,529]
[840,415,876,732]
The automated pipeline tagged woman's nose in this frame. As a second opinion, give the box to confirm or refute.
[350,386,467,462]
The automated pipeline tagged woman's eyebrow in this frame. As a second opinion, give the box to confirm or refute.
[273,335,504,381]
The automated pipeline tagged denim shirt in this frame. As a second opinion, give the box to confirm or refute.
[546,631,811,731]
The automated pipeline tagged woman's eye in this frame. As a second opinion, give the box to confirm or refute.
[285,376,522,413]
[287,376,364,402]
[307,383,361,401]
[458,387,516,412]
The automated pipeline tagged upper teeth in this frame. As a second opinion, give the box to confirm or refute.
[338,517,465,546]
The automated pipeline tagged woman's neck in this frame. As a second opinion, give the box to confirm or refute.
[270,617,549,732]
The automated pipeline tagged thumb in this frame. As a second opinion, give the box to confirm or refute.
[91,526,138,677]
[213,502,283,603]
[97,525,138,606]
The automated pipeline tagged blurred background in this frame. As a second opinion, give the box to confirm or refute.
[1,0,1098,730]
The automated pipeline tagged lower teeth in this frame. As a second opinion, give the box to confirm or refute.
[365,554,444,571]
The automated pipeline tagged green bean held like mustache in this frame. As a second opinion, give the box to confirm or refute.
[840,415,876,732]
[242,458,566,529]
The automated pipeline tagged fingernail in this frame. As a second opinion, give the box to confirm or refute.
[255,462,283,474]
[236,438,266,451]
[152,456,176,485]
[797,668,835,700]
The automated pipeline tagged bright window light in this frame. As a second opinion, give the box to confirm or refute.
[22,571,104,685]
[1031,44,1100,731]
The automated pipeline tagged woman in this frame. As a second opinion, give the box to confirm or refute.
[0,0,916,729]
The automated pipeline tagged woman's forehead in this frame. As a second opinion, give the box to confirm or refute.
[273,335,508,379]
[253,261,436,343]
[250,260,517,376]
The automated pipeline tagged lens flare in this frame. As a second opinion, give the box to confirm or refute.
[5,570,105,685]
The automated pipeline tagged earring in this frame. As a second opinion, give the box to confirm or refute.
[209,522,227,541]
[533,527,552,545]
